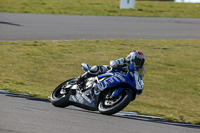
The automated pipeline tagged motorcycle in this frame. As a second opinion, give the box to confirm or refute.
[50,63,144,115]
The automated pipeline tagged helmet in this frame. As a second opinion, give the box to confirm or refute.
[127,50,145,70]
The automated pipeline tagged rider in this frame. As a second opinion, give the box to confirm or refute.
[76,50,145,90]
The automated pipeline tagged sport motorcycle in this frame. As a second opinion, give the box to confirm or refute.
[50,63,144,115]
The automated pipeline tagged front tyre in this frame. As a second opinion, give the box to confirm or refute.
[98,90,133,115]
[51,79,75,108]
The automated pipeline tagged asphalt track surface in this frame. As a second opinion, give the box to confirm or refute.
[0,91,199,133]
[0,13,200,41]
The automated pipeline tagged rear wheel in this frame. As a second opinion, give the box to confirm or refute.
[51,79,75,108]
[98,90,133,115]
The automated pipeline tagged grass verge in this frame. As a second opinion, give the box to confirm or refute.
[0,39,199,124]
[0,0,200,18]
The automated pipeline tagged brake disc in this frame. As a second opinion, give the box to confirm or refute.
[104,94,122,106]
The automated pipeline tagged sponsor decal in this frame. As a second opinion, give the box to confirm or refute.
[82,93,92,103]
[93,97,97,101]
[76,93,84,103]
[109,78,115,83]
[134,71,144,90]
[96,74,126,91]
[113,77,120,82]
[115,74,126,82]
[94,87,100,95]
[96,80,108,90]
[135,71,139,76]
[72,96,77,102]
[130,72,134,77]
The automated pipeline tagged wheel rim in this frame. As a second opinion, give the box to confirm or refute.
[98,90,133,115]
[104,94,122,107]
[100,94,124,109]
[53,82,70,99]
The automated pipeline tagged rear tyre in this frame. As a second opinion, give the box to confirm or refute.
[51,79,75,108]
[98,90,133,115]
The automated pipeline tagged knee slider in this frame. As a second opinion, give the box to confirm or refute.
[89,65,99,74]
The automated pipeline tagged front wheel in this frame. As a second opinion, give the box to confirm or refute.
[98,90,133,115]
[51,79,75,108]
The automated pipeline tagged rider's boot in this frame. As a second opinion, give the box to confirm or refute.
[76,76,85,84]
[76,65,101,87]
[76,71,92,87]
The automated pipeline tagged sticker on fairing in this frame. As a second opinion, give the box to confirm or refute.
[82,93,92,103]
[134,71,144,90]
[109,78,115,83]
[113,77,120,82]
[72,96,77,102]
[114,74,126,82]
[96,80,108,90]
[94,87,100,95]
[76,93,84,103]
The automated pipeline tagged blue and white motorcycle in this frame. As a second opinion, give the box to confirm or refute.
[51,63,144,115]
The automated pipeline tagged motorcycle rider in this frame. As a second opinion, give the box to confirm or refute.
[76,50,145,91]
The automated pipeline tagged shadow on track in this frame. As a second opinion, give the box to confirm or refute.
[0,21,22,26]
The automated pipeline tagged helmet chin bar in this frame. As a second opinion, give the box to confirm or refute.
[127,50,145,70]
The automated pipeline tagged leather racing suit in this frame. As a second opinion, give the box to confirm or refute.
[77,58,145,90]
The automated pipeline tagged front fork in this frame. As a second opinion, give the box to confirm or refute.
[111,87,135,101]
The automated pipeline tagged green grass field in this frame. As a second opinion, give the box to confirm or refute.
[0,40,200,124]
[0,0,200,18]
